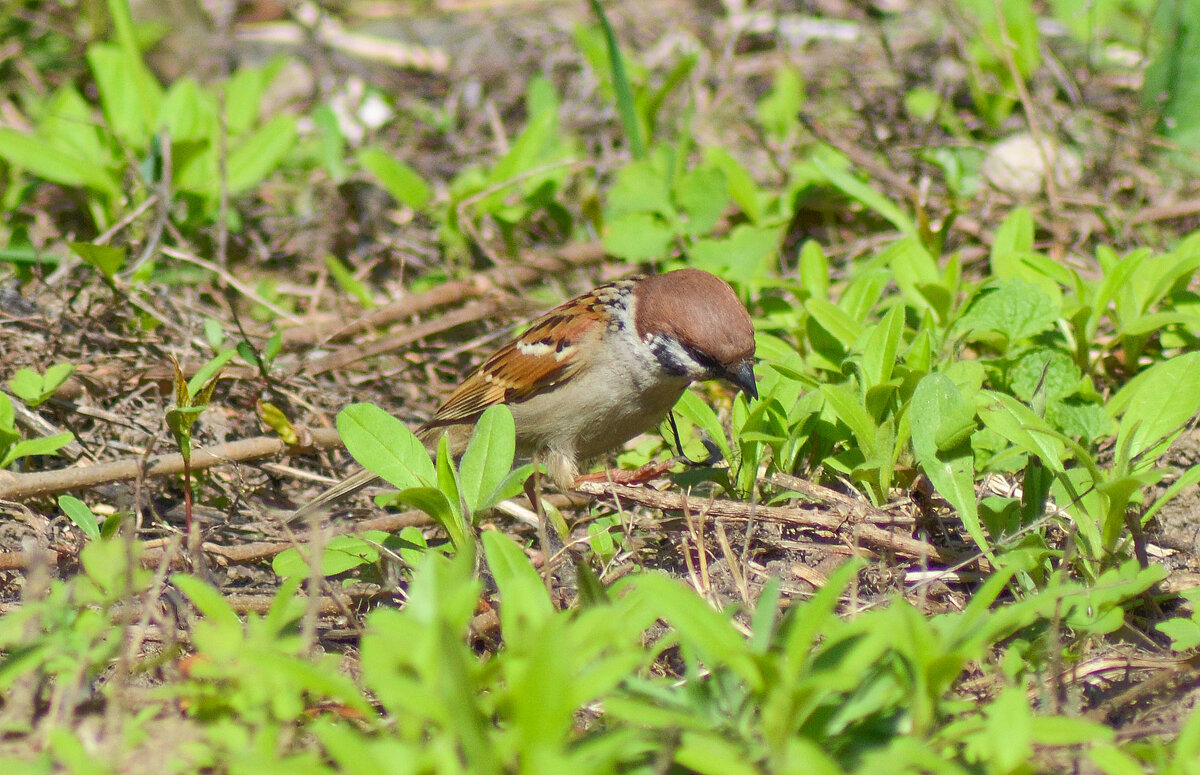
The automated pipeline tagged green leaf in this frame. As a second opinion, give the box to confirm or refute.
[86,42,162,148]
[1008,349,1079,404]
[0,432,74,468]
[1143,0,1200,149]
[69,242,126,281]
[990,207,1034,265]
[7,370,43,405]
[224,60,282,135]
[958,277,1059,348]
[323,255,375,308]
[812,152,917,237]
[187,349,235,400]
[357,147,432,210]
[58,495,100,540]
[674,165,728,237]
[157,77,215,143]
[605,160,673,218]
[912,374,986,553]
[755,67,805,140]
[1110,351,1200,472]
[673,388,731,463]
[976,391,1066,473]
[458,405,517,515]
[688,225,779,284]
[226,114,297,194]
[602,212,675,262]
[337,404,435,491]
[272,532,388,579]
[394,486,469,554]
[0,129,119,197]
[798,239,830,300]
[587,0,645,158]
[619,573,762,687]
[703,146,762,223]
[820,383,877,457]
[861,306,904,389]
[171,574,241,630]
[806,298,863,349]
[675,731,761,775]
[481,530,552,639]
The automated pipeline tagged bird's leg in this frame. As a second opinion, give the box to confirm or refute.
[573,413,725,486]
[666,412,723,467]
[525,454,569,588]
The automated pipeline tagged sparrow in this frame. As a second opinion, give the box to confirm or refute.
[289,268,757,521]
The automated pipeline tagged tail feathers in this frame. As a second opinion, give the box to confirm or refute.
[286,468,381,524]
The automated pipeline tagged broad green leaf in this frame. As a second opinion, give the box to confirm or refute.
[861,306,904,389]
[86,42,162,148]
[1110,351,1200,471]
[806,298,863,350]
[0,129,119,197]
[957,277,1059,347]
[226,114,298,194]
[337,403,435,490]
[69,242,126,280]
[976,390,1066,473]
[58,495,100,540]
[357,147,432,209]
[912,374,986,553]
[40,86,106,161]
[7,370,44,405]
[602,212,675,262]
[1,432,74,468]
[458,405,517,515]
[1008,349,1078,404]
[674,165,728,237]
[605,160,673,218]
[272,532,388,579]
[157,77,215,143]
[689,225,779,284]
[481,530,552,639]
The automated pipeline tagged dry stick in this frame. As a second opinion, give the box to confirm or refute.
[770,471,915,524]
[282,240,606,346]
[572,481,954,563]
[304,298,502,377]
[0,427,344,500]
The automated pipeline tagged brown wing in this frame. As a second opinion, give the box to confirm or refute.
[422,277,640,429]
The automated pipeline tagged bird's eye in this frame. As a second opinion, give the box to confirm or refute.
[683,344,719,372]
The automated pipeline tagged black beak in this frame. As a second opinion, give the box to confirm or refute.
[727,360,758,401]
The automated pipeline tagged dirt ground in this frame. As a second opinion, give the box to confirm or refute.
[2,0,1200,757]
